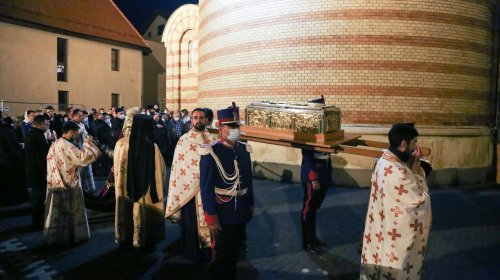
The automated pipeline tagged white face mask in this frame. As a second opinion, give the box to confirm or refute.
[227,128,240,142]
[117,114,125,120]
[173,116,180,121]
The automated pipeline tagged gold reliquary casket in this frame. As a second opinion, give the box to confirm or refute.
[244,100,343,143]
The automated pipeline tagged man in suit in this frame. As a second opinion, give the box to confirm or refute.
[24,114,51,229]
[45,106,62,137]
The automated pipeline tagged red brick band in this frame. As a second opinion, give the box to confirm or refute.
[199,35,490,64]
[198,85,489,101]
[166,73,198,80]
[200,0,269,29]
[343,111,489,126]
[200,0,494,15]
[198,60,490,82]
[167,86,198,92]
[168,98,198,104]
[199,0,211,13]
[199,9,492,48]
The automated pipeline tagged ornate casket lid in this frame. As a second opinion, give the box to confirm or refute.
[248,100,340,113]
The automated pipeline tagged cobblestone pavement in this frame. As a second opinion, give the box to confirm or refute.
[1,179,499,279]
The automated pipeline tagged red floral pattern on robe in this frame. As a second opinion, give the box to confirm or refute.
[360,150,432,280]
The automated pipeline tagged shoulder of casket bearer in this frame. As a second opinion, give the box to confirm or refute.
[237,141,252,153]
[308,95,325,104]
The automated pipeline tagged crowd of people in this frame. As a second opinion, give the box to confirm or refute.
[0,104,210,199]
[0,100,432,280]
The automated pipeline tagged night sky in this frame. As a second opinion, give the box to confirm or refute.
[114,0,198,34]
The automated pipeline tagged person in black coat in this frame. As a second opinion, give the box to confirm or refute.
[45,106,63,138]
[21,110,35,142]
[0,114,27,206]
[111,108,125,145]
[91,112,114,176]
[152,113,169,162]
[24,114,51,229]
[92,113,113,147]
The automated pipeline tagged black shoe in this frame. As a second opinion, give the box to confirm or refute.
[117,242,133,251]
[30,224,43,231]
[312,237,328,247]
[304,243,322,254]
[137,244,155,254]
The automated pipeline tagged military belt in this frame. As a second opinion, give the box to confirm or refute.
[215,187,247,197]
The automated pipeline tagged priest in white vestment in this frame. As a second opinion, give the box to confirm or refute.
[165,108,217,263]
[360,124,432,280]
[44,121,101,246]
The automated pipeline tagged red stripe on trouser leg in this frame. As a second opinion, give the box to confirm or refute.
[308,170,318,181]
[211,237,216,261]
[302,183,312,221]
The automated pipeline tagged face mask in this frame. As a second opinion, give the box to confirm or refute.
[173,116,180,121]
[105,119,111,125]
[227,128,240,142]
[118,114,125,120]
[84,117,88,122]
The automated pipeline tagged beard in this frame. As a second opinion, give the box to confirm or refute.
[402,146,414,163]
[194,123,206,131]
[404,147,413,157]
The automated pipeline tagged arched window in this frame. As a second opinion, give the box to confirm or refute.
[188,40,195,70]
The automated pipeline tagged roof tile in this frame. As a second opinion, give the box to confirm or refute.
[0,0,149,50]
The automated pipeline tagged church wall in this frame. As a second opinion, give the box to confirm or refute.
[193,0,496,186]
[197,0,494,126]
[163,4,199,112]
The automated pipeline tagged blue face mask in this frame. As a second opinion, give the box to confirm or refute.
[228,128,240,142]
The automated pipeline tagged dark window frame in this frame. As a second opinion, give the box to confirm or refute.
[58,90,69,111]
[111,48,120,71]
[157,24,165,36]
[111,93,120,108]
[57,38,68,82]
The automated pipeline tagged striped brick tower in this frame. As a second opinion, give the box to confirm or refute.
[198,0,494,126]
[163,4,199,111]
[177,0,496,186]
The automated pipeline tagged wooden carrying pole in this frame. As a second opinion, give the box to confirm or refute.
[240,127,431,158]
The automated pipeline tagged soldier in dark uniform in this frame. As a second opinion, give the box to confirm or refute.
[199,103,254,280]
[301,95,331,254]
[301,149,331,253]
